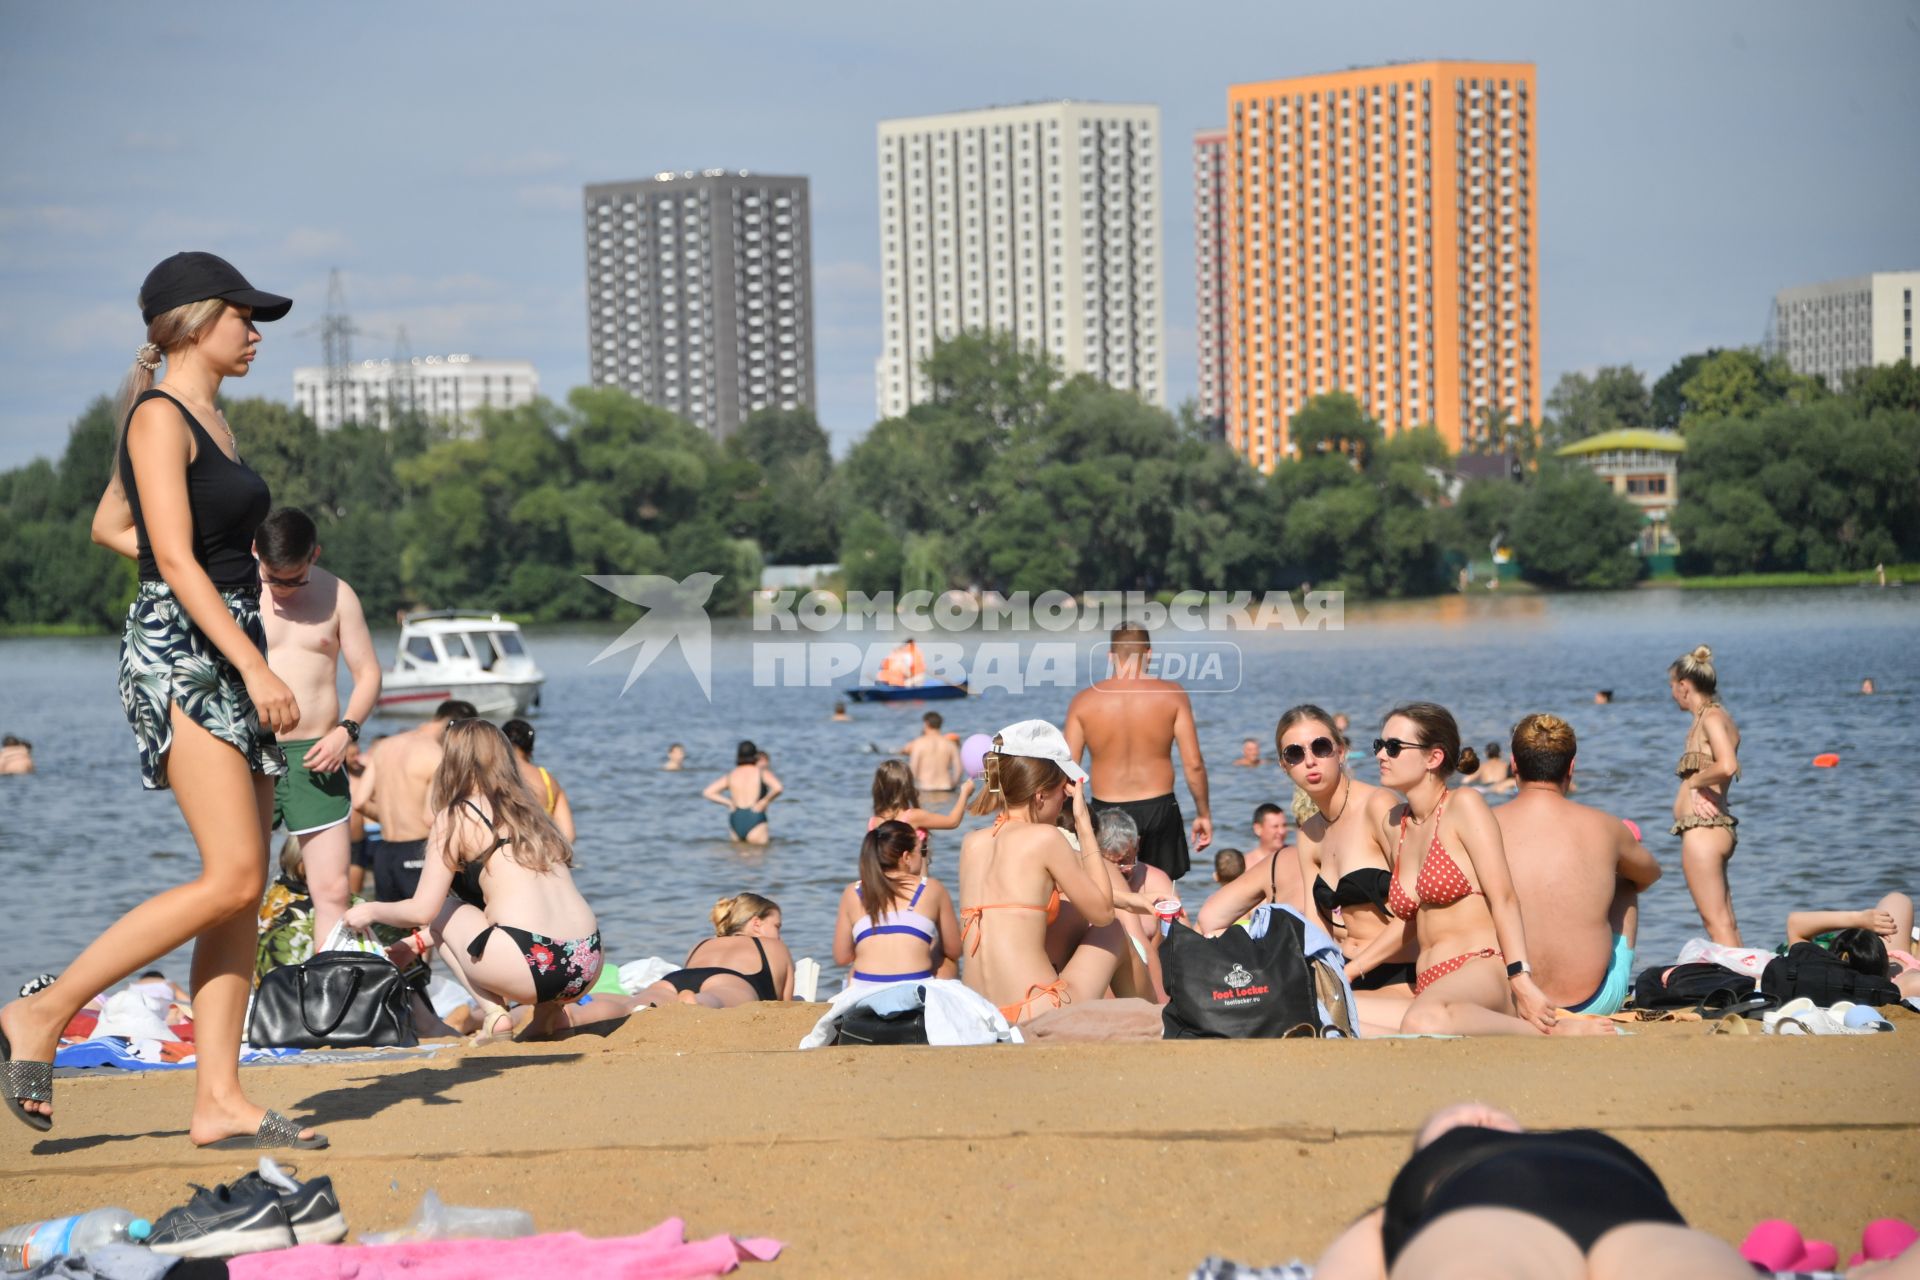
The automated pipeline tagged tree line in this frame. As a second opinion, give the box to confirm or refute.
[4,336,1917,629]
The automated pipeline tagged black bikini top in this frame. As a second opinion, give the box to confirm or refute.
[451,799,513,909]
[1313,867,1394,919]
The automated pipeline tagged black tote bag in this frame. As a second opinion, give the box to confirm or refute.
[1160,911,1323,1039]
[249,950,418,1049]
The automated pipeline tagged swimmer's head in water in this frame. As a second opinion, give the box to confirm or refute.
[1510,714,1576,784]
[1213,848,1246,883]
[858,821,922,923]
[736,740,759,766]
[1830,927,1888,978]
[970,736,1071,819]
[714,892,781,938]
[872,758,921,816]
[1669,644,1718,699]
[432,718,572,874]
[1380,702,1477,783]
[1095,808,1140,867]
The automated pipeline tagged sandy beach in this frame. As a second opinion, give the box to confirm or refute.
[4,1004,1916,1275]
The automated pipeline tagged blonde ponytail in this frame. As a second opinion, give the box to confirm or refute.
[113,297,228,480]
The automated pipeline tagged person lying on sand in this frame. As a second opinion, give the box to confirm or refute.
[344,719,603,1042]
[1787,892,1920,999]
[1314,1102,1756,1278]
[638,894,794,1008]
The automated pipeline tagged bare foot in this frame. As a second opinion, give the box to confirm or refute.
[515,1003,570,1041]
[676,991,699,1006]
[0,995,64,1122]
[188,1099,321,1148]
[1548,1014,1622,1037]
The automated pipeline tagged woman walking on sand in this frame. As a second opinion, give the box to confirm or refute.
[1668,645,1742,945]
[2,254,325,1147]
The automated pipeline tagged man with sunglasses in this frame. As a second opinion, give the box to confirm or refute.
[1064,624,1213,880]
[257,507,382,946]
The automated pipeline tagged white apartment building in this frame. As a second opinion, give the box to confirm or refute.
[584,170,815,438]
[1773,271,1918,390]
[292,355,538,431]
[876,101,1166,419]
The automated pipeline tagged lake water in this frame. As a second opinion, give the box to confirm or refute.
[2,587,1916,996]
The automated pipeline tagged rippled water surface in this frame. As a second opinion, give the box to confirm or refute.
[3,587,1916,993]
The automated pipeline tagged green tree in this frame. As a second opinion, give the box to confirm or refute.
[839,510,903,597]
[1508,463,1644,589]
[1540,366,1650,452]
[1651,351,1715,430]
[1678,349,1823,431]
[1846,359,1920,416]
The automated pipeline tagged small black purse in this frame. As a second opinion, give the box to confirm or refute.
[249,950,418,1049]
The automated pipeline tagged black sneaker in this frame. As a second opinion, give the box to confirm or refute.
[230,1167,348,1245]
[148,1182,296,1258]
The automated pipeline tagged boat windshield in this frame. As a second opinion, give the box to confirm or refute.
[494,631,526,657]
[403,635,437,668]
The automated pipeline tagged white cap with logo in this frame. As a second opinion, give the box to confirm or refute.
[992,719,1088,784]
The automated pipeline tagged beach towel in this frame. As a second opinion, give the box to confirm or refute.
[225,1220,781,1279]
[54,1040,300,1072]
[618,958,680,994]
[799,979,1021,1048]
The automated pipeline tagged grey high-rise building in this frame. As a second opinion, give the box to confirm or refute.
[584,169,815,438]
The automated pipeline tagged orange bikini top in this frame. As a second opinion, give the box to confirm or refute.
[959,813,1065,953]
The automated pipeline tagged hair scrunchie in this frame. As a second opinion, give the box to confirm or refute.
[134,342,162,371]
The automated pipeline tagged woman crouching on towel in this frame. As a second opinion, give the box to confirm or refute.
[635,894,794,1008]
[956,720,1159,1025]
[1344,703,1610,1037]
[344,719,602,1041]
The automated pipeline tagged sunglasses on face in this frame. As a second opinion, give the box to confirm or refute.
[263,571,310,588]
[1280,737,1338,767]
[1373,737,1428,759]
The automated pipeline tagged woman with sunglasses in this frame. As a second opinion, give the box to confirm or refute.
[1346,703,1606,1036]
[1196,707,1413,1016]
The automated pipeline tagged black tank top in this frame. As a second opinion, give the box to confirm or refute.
[120,390,272,590]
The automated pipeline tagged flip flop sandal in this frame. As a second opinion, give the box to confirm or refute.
[198,1109,328,1150]
[1700,993,1775,1020]
[1,1026,54,1132]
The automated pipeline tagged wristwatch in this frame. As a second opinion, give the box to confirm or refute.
[1506,959,1532,979]
[340,719,361,744]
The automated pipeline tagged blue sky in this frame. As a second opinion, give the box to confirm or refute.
[2,1,1915,470]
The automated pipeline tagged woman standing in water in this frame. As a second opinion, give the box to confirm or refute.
[2,254,325,1147]
[1668,645,1742,944]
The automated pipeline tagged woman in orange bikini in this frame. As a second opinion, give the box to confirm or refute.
[1667,645,1742,944]
[955,720,1158,1025]
[1345,703,1605,1036]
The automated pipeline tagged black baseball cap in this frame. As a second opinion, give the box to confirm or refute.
[139,252,293,325]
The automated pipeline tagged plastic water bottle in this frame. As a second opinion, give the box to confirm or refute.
[0,1209,152,1272]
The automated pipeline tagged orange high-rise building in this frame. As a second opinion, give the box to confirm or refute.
[1224,61,1540,467]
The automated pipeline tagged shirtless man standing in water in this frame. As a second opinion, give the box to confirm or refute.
[358,699,476,900]
[257,508,381,946]
[902,711,962,793]
[1065,624,1212,880]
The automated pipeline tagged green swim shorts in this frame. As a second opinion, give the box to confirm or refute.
[1566,933,1635,1016]
[273,737,351,835]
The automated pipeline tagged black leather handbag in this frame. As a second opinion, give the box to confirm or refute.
[248,950,418,1049]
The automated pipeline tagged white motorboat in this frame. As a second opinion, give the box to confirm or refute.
[377,611,545,720]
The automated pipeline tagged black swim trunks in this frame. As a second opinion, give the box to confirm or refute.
[1092,792,1189,880]
[373,837,428,903]
[1381,1126,1685,1265]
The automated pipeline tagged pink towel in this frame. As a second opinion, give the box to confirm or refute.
[228,1219,783,1280]
[1740,1220,1836,1272]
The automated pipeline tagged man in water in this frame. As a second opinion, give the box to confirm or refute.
[664,743,686,771]
[1064,624,1212,880]
[1231,737,1262,767]
[0,735,32,775]
[832,701,852,722]
[901,711,962,793]
[1242,802,1303,908]
[1212,848,1246,884]
[257,508,382,946]
[1496,714,1663,1016]
[357,698,476,901]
